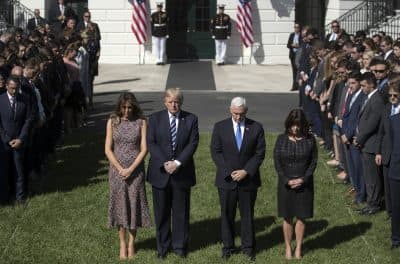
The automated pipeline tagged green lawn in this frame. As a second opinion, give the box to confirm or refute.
[0,129,399,263]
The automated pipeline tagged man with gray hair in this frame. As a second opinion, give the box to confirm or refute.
[211,96,266,261]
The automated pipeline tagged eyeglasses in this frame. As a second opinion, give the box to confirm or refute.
[373,69,387,73]
[84,15,90,18]
[332,25,339,28]
[389,93,399,98]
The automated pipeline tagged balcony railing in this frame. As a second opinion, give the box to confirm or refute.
[325,0,394,35]
[0,0,35,31]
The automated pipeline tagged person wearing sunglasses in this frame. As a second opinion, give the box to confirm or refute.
[376,81,400,250]
[370,57,390,104]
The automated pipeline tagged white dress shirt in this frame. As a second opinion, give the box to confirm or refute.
[232,118,245,140]
[59,4,65,15]
[349,89,362,109]
[7,91,16,108]
[384,50,393,60]
[392,104,400,116]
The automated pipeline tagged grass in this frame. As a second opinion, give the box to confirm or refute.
[0,129,399,263]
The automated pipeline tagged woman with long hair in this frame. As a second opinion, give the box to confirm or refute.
[105,92,151,260]
[273,109,318,260]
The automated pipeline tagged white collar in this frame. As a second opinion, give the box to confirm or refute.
[232,118,245,127]
[7,91,15,100]
[168,111,180,118]
[353,89,362,98]
[384,49,393,59]
[368,89,378,99]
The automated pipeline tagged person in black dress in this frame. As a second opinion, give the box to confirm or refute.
[273,109,318,260]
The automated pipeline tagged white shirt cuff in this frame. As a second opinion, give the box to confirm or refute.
[174,160,181,167]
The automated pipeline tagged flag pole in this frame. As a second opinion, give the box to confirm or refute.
[241,43,244,67]
[249,43,253,65]
[138,44,142,65]
[143,44,146,64]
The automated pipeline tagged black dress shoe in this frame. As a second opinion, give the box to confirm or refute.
[246,253,256,261]
[221,253,231,260]
[359,206,380,215]
[391,244,400,250]
[174,251,187,258]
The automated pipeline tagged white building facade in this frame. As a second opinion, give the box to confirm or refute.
[17,0,364,64]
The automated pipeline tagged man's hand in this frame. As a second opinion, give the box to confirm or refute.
[337,119,343,128]
[375,154,382,166]
[231,170,248,182]
[288,178,304,189]
[164,161,178,174]
[341,134,348,144]
[9,139,22,149]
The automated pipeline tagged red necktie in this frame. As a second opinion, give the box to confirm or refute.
[341,88,353,116]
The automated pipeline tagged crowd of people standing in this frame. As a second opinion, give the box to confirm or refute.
[287,20,400,250]
[0,0,101,205]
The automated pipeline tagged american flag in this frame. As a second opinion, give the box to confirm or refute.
[236,0,254,48]
[128,0,148,45]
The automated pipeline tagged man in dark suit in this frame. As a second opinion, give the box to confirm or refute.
[376,97,395,218]
[0,76,32,204]
[355,72,385,215]
[341,72,367,206]
[386,86,400,250]
[147,88,199,259]
[287,22,301,91]
[27,9,46,32]
[76,10,101,40]
[49,0,76,34]
[370,58,390,104]
[211,97,266,261]
[325,20,341,43]
[380,36,396,64]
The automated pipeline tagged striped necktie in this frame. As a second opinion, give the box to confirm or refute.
[10,96,16,119]
[170,114,177,151]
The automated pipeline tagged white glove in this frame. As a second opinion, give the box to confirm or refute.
[166,35,169,39]
[212,35,215,39]
[227,36,230,39]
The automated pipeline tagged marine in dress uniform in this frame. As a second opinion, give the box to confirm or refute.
[210,5,231,65]
[151,2,169,65]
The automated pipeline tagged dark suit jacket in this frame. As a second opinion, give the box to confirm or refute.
[27,16,46,31]
[77,21,101,39]
[357,90,385,153]
[298,42,312,74]
[49,5,76,24]
[211,118,266,190]
[377,78,390,105]
[20,77,39,124]
[376,104,393,165]
[287,32,301,59]
[342,90,367,141]
[0,92,31,149]
[147,110,199,189]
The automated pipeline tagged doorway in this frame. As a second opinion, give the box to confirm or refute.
[166,0,216,60]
